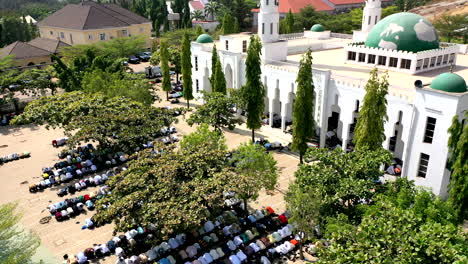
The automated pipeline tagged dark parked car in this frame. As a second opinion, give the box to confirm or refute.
[137,52,152,62]
[128,55,140,64]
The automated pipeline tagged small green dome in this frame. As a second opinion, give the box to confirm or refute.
[310,24,325,32]
[430,73,467,93]
[196,34,213,43]
[365,12,439,53]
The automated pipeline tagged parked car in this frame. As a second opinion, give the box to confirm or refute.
[8,84,21,91]
[145,66,162,78]
[137,52,152,62]
[128,55,140,64]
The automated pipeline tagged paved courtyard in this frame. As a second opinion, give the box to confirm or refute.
[0,84,301,263]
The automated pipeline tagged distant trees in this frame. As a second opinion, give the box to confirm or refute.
[0,16,37,48]
[353,69,389,151]
[151,0,169,37]
[0,203,42,264]
[291,49,315,164]
[433,14,468,43]
[240,35,264,142]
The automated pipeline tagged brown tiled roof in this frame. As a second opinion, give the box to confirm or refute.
[28,38,70,53]
[0,41,51,60]
[37,1,150,30]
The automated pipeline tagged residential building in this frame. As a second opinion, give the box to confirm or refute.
[191,0,468,197]
[37,1,152,46]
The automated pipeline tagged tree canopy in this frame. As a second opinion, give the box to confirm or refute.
[187,92,240,133]
[0,203,41,264]
[181,31,194,108]
[12,92,175,153]
[353,69,389,150]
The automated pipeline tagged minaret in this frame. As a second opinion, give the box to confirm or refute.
[258,0,279,43]
[362,0,382,32]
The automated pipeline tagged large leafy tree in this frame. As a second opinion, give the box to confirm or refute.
[160,40,172,101]
[0,203,41,264]
[318,179,467,264]
[240,35,264,142]
[187,92,239,133]
[353,69,389,151]
[291,49,315,164]
[447,113,468,221]
[93,125,232,235]
[181,31,194,108]
[221,12,235,35]
[433,14,467,43]
[12,92,175,153]
[229,143,279,213]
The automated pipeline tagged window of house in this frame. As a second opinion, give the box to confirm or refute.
[196,79,199,92]
[242,40,247,52]
[416,59,423,70]
[49,31,53,35]
[225,40,229,50]
[389,130,398,152]
[368,54,376,64]
[122,30,128,37]
[436,55,442,66]
[368,16,371,25]
[60,32,65,39]
[417,153,430,178]
[423,117,436,143]
[389,57,398,67]
[430,57,436,67]
[443,54,449,64]
[140,27,144,32]
[266,0,269,5]
[270,23,273,34]
[358,53,366,62]
[423,58,429,69]
[377,56,386,65]
[195,56,198,71]
[88,34,93,40]
[100,33,106,41]
[400,59,411,69]
[262,23,265,34]
[347,51,356,61]
[70,33,73,44]
[449,53,455,63]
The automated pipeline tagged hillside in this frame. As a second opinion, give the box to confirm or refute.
[410,0,468,21]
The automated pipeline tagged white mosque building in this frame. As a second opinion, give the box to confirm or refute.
[190,0,468,197]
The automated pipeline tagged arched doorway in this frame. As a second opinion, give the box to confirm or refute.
[203,67,211,93]
[225,64,233,89]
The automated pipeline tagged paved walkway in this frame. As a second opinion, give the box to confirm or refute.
[0,86,301,264]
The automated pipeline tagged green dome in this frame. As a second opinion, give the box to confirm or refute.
[365,12,439,53]
[430,73,467,93]
[311,24,325,32]
[196,34,213,43]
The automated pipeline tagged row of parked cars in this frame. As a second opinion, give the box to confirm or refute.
[126,51,152,65]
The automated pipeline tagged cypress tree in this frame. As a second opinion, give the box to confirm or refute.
[353,68,389,150]
[233,17,240,33]
[447,113,468,221]
[182,0,192,28]
[292,49,315,164]
[221,13,234,35]
[160,40,171,101]
[211,45,218,83]
[195,25,204,37]
[240,35,264,142]
[285,9,295,33]
[172,0,184,28]
[181,32,193,108]
[212,58,226,94]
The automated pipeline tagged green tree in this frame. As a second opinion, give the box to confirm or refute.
[212,58,226,94]
[433,13,467,43]
[0,203,41,264]
[447,113,468,221]
[169,47,182,84]
[284,9,295,34]
[160,40,172,101]
[182,0,192,28]
[210,44,218,85]
[204,0,219,21]
[181,31,194,108]
[229,143,278,213]
[240,35,264,142]
[221,12,235,34]
[291,49,314,164]
[93,125,232,234]
[12,92,174,153]
[187,92,239,133]
[192,10,205,21]
[195,24,204,36]
[353,69,389,151]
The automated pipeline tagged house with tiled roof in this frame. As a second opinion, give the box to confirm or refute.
[37,1,152,46]
[0,38,70,68]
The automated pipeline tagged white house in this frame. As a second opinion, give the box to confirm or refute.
[190,0,468,197]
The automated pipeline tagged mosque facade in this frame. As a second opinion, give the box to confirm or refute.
[190,0,468,197]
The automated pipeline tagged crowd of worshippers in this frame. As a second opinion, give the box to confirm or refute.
[0,151,30,164]
[29,144,129,193]
[65,205,300,264]
[48,185,109,222]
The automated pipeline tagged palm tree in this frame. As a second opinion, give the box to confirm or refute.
[204,1,219,21]
[191,10,205,21]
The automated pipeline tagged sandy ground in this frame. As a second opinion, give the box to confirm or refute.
[0,79,303,263]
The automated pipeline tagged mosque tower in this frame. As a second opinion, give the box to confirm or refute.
[362,0,382,32]
[258,0,280,43]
